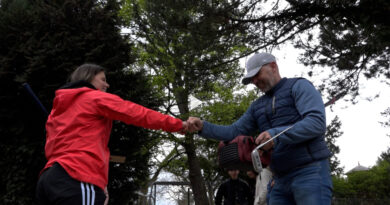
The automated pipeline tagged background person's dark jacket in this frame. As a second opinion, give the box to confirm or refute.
[215,178,253,205]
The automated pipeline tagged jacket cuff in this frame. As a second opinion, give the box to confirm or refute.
[267,129,278,145]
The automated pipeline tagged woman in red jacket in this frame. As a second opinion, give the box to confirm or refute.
[36,64,188,205]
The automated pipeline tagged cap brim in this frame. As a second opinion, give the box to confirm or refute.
[242,67,261,85]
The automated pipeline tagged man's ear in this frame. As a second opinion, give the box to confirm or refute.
[270,62,278,72]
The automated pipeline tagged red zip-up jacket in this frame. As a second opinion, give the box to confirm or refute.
[42,86,183,190]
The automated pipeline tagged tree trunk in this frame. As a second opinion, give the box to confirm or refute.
[183,134,210,205]
[136,185,149,205]
[137,147,180,205]
[206,180,215,205]
[173,82,209,204]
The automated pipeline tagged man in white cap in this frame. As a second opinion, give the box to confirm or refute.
[188,52,333,204]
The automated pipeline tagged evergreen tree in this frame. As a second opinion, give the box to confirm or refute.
[290,0,390,103]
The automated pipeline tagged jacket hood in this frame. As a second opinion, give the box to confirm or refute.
[60,80,96,90]
[51,81,97,116]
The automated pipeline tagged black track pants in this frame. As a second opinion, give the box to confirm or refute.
[36,163,106,205]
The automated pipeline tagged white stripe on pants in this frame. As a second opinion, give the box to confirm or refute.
[81,182,96,205]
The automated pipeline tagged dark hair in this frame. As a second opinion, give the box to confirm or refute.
[70,64,105,83]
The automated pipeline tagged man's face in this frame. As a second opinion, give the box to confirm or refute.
[228,169,239,180]
[250,62,278,92]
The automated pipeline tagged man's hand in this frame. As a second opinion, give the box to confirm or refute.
[187,117,203,132]
[255,131,274,152]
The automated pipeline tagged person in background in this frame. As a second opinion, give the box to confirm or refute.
[36,64,189,205]
[215,169,253,205]
[187,52,333,204]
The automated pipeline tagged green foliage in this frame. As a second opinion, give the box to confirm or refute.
[0,0,159,204]
[125,0,256,98]
[347,161,390,199]
[325,116,344,176]
[332,176,355,198]
[333,159,390,200]
[378,147,390,164]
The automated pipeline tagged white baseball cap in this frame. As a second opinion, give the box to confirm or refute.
[242,53,276,85]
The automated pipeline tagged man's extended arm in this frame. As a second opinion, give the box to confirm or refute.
[192,107,258,141]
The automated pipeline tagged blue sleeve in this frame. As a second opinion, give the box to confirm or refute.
[270,79,326,145]
[199,104,258,141]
